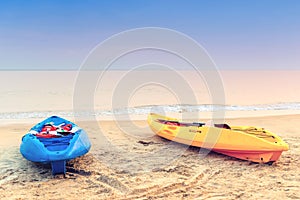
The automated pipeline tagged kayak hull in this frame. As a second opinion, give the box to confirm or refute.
[20,116,91,175]
[148,113,289,163]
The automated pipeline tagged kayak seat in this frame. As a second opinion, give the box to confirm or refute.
[215,124,231,129]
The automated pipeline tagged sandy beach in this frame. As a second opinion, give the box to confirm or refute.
[0,114,299,199]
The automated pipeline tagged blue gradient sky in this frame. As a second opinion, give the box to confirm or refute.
[0,0,299,70]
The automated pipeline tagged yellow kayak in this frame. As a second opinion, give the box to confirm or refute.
[147,113,289,163]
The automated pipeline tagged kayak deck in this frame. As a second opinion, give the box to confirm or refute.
[37,134,74,151]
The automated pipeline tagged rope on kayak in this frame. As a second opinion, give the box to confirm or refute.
[232,127,275,138]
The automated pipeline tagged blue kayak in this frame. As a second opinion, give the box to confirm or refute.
[20,116,91,175]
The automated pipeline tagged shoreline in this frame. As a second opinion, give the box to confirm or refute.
[1,110,300,125]
[0,110,300,126]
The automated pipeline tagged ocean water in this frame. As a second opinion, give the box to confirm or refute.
[1,70,300,122]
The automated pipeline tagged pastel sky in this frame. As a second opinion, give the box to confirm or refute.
[0,0,299,70]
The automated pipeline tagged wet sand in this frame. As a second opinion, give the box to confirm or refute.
[0,115,299,199]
